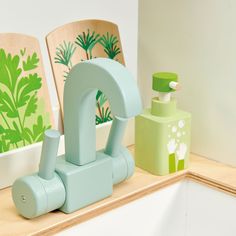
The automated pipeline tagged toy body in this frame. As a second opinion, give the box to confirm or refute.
[56,152,113,213]
[135,72,191,175]
[12,58,142,218]
[135,98,191,175]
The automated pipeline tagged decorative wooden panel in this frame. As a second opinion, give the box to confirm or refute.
[0,33,54,153]
[46,19,125,125]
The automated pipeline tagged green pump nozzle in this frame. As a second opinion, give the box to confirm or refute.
[152,72,180,102]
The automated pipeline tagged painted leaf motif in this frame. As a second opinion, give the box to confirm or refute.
[4,121,22,144]
[75,30,100,51]
[0,90,18,118]
[96,115,102,125]
[102,107,112,122]
[32,116,48,142]
[0,47,51,153]
[0,125,5,134]
[20,48,26,57]
[22,128,33,144]
[16,73,42,108]
[24,93,38,117]
[75,30,100,59]
[0,48,22,93]
[55,41,76,66]
[97,93,107,108]
[96,90,102,101]
[99,33,121,59]
[0,136,10,152]
[23,52,39,71]
[24,116,51,143]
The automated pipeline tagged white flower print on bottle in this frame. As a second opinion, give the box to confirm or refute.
[176,143,187,160]
[167,139,177,154]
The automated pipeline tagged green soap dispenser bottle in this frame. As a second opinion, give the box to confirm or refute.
[135,72,191,175]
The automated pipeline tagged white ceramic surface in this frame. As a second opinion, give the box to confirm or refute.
[57,180,236,236]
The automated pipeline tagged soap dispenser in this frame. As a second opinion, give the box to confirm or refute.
[135,72,191,175]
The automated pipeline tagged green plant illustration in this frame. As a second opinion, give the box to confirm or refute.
[55,41,76,79]
[23,52,40,71]
[20,48,26,57]
[54,29,122,125]
[0,48,51,153]
[99,32,121,59]
[75,29,100,60]
[95,91,112,125]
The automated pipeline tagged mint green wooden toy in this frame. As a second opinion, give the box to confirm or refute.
[12,58,142,219]
[135,72,191,175]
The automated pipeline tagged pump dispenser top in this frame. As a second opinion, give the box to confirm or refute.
[135,71,191,176]
[151,72,180,117]
[152,72,180,102]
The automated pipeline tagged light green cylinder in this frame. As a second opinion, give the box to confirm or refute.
[151,98,176,117]
[12,174,65,219]
[38,129,60,180]
[112,147,135,185]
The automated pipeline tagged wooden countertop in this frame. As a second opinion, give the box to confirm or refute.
[1,146,236,236]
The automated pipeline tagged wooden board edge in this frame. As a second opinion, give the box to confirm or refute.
[32,174,186,236]
[186,173,236,196]
[21,166,236,235]
[46,19,119,39]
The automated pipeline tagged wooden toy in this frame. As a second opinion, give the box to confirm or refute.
[46,19,125,125]
[135,72,191,175]
[12,58,142,219]
[0,33,54,153]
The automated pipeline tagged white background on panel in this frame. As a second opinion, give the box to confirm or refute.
[138,0,236,166]
[0,0,138,189]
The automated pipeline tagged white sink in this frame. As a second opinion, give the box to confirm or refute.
[57,180,236,236]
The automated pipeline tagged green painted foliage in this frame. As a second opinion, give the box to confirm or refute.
[20,48,26,57]
[75,29,100,60]
[54,29,122,125]
[22,116,51,144]
[96,92,112,125]
[23,52,39,71]
[96,107,112,125]
[0,48,51,153]
[99,32,121,59]
[55,41,76,67]
[55,41,76,79]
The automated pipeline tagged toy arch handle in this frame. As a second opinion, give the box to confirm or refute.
[64,58,142,166]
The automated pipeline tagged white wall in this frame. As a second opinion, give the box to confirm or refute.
[138,0,236,166]
[0,0,138,118]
